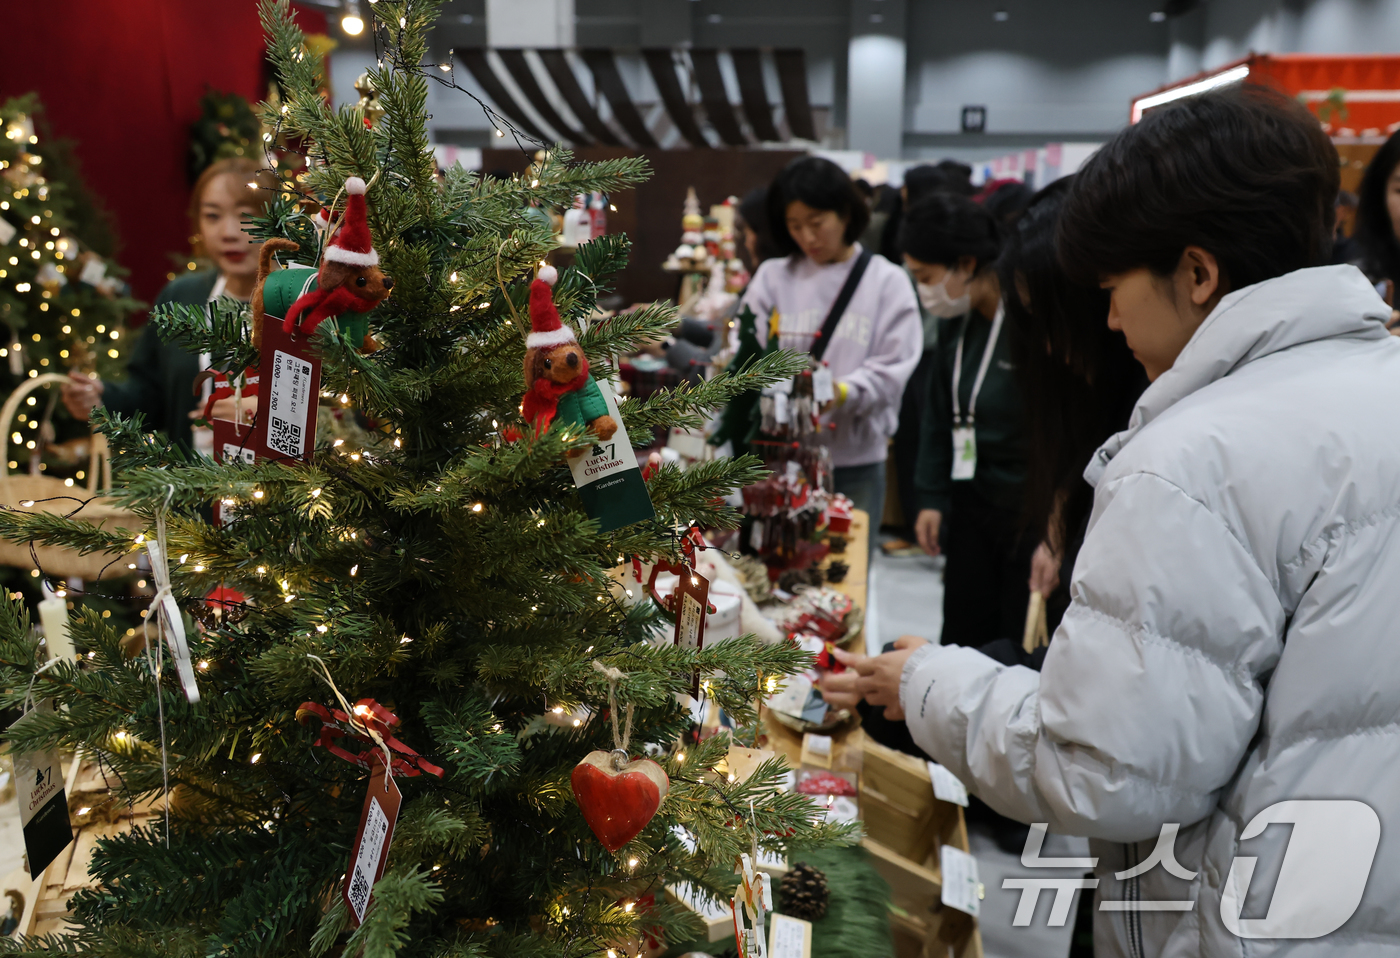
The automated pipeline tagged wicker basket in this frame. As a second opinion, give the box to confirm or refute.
[0,374,135,581]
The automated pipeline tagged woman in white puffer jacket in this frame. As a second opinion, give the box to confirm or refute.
[848,86,1400,956]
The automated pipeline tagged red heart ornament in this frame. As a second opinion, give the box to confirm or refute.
[571,748,669,852]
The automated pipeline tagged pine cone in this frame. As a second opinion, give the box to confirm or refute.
[778,861,830,922]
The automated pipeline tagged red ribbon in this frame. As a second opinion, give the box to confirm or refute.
[296,698,445,779]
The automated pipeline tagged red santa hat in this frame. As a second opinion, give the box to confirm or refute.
[324,176,379,267]
[527,265,576,349]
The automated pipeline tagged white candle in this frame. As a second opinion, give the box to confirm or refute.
[37,584,74,662]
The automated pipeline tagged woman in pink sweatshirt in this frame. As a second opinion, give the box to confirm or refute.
[741,157,923,527]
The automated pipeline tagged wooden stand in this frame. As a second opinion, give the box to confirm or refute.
[763,718,983,958]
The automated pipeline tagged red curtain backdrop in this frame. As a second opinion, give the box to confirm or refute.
[0,0,327,311]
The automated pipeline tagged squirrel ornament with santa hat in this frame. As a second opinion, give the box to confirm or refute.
[520,265,617,454]
[249,175,393,350]
[197,175,392,426]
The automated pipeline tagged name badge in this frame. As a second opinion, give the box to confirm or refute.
[951,425,976,480]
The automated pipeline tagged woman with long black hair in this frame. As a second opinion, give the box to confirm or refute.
[1353,129,1400,301]
[1005,180,1148,640]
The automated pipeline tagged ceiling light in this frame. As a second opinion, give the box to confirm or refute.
[342,0,365,35]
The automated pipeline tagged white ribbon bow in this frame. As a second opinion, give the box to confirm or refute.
[143,509,199,704]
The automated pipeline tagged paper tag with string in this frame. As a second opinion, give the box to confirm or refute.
[144,535,200,704]
[10,689,73,875]
[673,568,709,697]
[343,761,402,927]
[566,380,655,532]
[246,312,322,464]
[304,653,406,927]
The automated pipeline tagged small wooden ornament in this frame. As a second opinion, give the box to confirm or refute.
[571,748,669,852]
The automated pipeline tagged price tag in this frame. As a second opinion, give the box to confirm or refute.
[939,845,982,917]
[567,380,656,532]
[811,367,834,405]
[951,425,977,480]
[11,701,72,876]
[212,417,255,464]
[749,518,765,552]
[821,795,859,824]
[247,313,322,464]
[673,569,709,696]
[342,764,403,927]
[769,913,813,958]
[774,391,790,425]
[766,673,813,719]
[927,761,969,807]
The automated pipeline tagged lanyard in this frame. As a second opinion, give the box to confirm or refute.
[951,302,1004,425]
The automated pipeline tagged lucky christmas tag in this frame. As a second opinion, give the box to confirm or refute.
[10,701,72,875]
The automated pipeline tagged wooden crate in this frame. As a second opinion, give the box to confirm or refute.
[860,738,982,958]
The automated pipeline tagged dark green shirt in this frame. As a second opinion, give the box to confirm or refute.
[914,307,1025,515]
[101,271,216,451]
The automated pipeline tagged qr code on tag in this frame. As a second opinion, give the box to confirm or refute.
[348,869,371,917]
[268,416,302,458]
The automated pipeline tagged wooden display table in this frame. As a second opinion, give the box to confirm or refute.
[762,509,984,958]
[820,508,869,620]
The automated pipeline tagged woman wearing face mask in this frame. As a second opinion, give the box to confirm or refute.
[62,157,276,451]
[741,157,922,524]
[904,194,1028,647]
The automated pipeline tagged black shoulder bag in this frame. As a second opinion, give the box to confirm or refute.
[809,247,874,363]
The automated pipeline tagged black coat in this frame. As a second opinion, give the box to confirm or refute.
[102,271,217,450]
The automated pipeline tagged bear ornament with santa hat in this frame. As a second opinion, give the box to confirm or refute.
[520,265,617,453]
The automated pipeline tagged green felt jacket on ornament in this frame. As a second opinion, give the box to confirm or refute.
[259,264,372,346]
[556,375,609,429]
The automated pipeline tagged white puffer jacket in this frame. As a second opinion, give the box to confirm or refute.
[901,265,1400,957]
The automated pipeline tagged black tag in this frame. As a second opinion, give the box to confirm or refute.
[11,701,72,876]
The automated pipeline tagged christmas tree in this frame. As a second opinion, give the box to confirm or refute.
[0,95,140,396]
[0,95,142,616]
[0,3,843,956]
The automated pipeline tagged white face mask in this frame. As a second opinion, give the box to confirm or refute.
[917,276,971,318]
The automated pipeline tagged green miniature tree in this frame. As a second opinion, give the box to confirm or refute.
[0,3,842,957]
[0,94,140,394]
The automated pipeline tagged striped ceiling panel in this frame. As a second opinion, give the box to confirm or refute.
[457,47,814,149]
